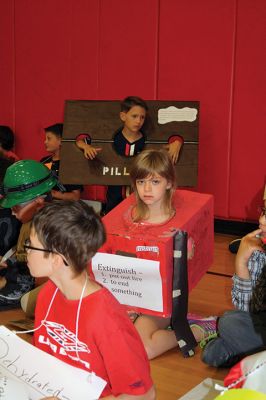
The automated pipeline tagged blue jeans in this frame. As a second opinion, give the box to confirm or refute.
[202,310,265,367]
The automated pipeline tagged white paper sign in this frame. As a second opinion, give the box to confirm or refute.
[158,106,198,124]
[0,374,29,400]
[0,326,106,400]
[92,253,163,312]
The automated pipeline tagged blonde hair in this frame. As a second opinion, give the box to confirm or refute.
[130,149,176,222]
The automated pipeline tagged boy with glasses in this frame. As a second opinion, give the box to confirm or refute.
[27,200,155,399]
[0,159,57,309]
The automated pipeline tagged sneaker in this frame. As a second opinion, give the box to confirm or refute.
[228,238,241,254]
[0,275,35,308]
[189,316,218,348]
[199,331,218,348]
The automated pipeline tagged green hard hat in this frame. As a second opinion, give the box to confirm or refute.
[0,159,57,208]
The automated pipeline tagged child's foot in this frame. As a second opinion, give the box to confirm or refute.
[188,316,218,348]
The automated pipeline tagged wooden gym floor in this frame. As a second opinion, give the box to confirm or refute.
[0,233,237,399]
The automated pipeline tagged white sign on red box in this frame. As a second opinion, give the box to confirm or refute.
[92,252,163,312]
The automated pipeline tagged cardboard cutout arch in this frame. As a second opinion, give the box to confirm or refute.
[59,100,199,186]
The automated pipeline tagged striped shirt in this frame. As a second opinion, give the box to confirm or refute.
[232,250,266,311]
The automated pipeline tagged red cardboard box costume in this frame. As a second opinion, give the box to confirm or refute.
[91,189,213,318]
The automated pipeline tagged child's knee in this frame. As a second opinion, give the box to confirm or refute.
[219,310,246,337]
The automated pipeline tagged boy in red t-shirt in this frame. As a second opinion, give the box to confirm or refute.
[27,200,155,399]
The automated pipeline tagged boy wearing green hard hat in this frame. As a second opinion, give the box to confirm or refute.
[0,159,57,309]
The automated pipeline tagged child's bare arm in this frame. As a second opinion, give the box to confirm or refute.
[51,189,81,201]
[76,139,102,160]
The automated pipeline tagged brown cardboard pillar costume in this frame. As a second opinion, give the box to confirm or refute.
[59,100,199,187]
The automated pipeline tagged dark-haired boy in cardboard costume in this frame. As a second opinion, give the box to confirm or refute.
[41,123,83,201]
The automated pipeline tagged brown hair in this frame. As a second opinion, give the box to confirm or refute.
[130,149,176,222]
[44,123,63,138]
[31,200,106,274]
[120,96,148,112]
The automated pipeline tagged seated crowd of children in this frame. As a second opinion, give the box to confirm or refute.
[0,98,265,399]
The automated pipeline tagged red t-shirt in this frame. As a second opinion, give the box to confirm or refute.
[34,281,153,397]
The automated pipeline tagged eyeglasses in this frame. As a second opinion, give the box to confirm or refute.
[258,206,266,217]
[24,238,51,254]
[24,239,68,266]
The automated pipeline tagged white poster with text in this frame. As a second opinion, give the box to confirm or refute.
[0,326,106,400]
[92,253,163,312]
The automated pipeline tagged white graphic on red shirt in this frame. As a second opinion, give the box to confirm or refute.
[38,320,91,370]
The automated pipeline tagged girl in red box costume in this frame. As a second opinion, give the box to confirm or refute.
[127,149,216,359]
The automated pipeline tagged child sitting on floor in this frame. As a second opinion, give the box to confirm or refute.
[0,154,21,257]
[231,209,266,312]
[0,160,57,309]
[127,149,216,359]
[27,200,155,399]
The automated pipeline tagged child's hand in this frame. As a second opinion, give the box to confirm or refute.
[83,144,102,160]
[164,138,183,164]
[237,229,263,259]
[76,139,101,160]
[235,228,263,279]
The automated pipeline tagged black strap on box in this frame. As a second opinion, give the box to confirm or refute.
[171,230,197,357]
